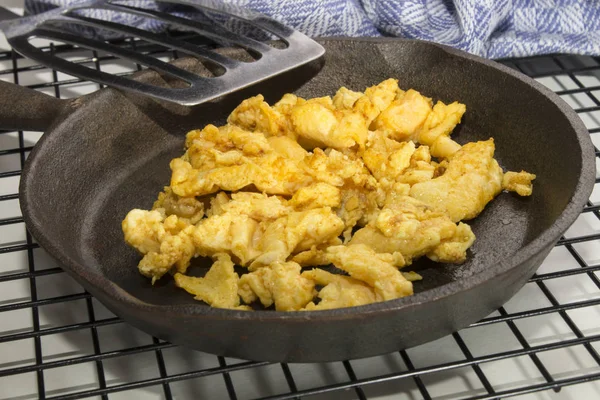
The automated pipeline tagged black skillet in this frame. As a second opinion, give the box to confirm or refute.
[0,38,595,362]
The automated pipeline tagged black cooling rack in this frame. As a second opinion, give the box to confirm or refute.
[1,40,600,400]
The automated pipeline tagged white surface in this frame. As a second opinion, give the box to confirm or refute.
[0,0,22,50]
[1,2,600,399]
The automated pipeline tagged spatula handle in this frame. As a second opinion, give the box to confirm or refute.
[0,80,70,131]
[0,8,72,132]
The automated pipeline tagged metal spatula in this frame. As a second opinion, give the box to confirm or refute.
[0,0,325,105]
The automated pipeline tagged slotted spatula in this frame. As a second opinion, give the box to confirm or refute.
[0,0,325,105]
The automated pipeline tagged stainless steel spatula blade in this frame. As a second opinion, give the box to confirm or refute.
[0,0,325,105]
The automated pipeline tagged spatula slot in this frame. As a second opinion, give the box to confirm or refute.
[61,12,231,77]
[107,0,294,40]
[67,6,259,66]
[27,29,194,89]
[95,3,273,54]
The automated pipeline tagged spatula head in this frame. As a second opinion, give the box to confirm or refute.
[1,0,325,105]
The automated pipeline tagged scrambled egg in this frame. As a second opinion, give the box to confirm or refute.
[174,253,250,310]
[238,261,316,311]
[122,79,536,311]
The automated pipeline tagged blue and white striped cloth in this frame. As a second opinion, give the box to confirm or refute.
[25,0,600,58]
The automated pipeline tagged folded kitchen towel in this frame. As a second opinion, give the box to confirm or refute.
[25,0,600,58]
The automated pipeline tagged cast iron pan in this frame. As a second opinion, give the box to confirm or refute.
[0,38,595,362]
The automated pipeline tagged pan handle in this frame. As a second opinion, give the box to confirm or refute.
[0,80,71,131]
[0,6,20,21]
[0,8,73,131]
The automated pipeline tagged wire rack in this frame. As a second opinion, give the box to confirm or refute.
[1,38,600,400]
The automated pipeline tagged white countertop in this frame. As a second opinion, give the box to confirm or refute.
[1,1,600,399]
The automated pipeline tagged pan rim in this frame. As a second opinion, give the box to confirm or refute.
[19,37,596,322]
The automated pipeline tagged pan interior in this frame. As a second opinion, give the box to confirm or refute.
[25,40,583,308]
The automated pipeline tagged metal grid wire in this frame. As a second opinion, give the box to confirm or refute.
[1,39,600,400]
